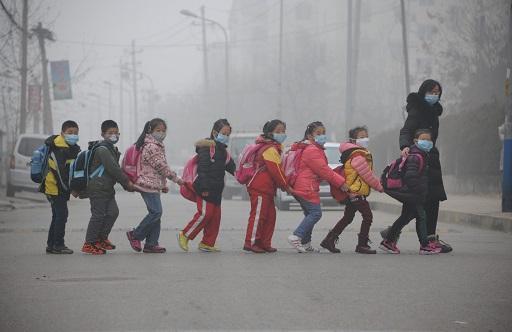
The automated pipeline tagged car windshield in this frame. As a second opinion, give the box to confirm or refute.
[17,137,45,157]
[230,137,257,159]
[324,146,340,165]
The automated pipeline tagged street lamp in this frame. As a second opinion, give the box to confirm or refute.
[180,7,230,117]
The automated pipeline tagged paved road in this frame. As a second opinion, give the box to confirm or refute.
[0,191,511,331]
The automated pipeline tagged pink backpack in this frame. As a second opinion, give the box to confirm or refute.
[235,143,268,186]
[281,144,307,186]
[122,144,142,183]
[180,146,231,202]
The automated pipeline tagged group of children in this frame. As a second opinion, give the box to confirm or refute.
[41,116,446,256]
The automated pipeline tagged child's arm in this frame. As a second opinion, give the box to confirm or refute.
[225,156,236,175]
[350,155,383,192]
[262,146,287,190]
[144,144,181,183]
[96,146,130,188]
[399,112,420,150]
[403,154,422,194]
[303,147,345,188]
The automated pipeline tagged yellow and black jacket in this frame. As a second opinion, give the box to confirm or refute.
[43,135,80,197]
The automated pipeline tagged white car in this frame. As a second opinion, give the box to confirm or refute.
[276,142,342,210]
[7,133,47,197]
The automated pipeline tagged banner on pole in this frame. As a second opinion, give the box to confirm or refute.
[50,60,73,100]
[28,84,41,113]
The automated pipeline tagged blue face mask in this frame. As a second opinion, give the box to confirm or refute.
[273,133,287,144]
[215,133,230,145]
[416,140,433,152]
[424,94,439,105]
[314,134,327,146]
[64,134,79,146]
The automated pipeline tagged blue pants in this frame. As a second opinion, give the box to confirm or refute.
[47,195,69,248]
[134,192,162,246]
[293,197,322,244]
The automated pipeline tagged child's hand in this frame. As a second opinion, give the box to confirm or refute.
[285,186,294,195]
[201,191,209,197]
[162,187,169,193]
[126,181,135,192]
[401,147,410,158]
[176,178,184,186]
[340,184,349,192]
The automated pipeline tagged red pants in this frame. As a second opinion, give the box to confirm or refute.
[182,198,222,247]
[244,190,276,248]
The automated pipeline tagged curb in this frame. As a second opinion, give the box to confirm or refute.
[369,201,512,234]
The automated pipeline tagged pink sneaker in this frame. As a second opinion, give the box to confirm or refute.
[143,245,166,253]
[379,240,400,254]
[419,242,442,255]
[126,230,142,252]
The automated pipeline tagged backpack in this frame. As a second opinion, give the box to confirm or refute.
[30,144,50,184]
[328,148,366,202]
[281,145,307,186]
[69,143,108,192]
[234,143,269,185]
[381,153,424,190]
[122,144,143,183]
[180,145,231,202]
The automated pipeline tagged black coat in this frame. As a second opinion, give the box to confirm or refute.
[399,93,447,202]
[193,138,236,206]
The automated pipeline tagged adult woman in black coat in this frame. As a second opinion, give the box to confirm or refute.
[383,79,453,253]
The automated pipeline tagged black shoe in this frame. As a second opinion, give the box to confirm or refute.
[45,246,54,254]
[51,245,74,254]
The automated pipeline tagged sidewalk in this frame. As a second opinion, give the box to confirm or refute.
[369,193,512,233]
[0,188,47,212]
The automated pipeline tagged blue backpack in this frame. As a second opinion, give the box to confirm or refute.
[69,143,106,192]
[30,144,50,184]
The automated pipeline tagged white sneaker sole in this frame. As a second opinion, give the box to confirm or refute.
[379,244,400,254]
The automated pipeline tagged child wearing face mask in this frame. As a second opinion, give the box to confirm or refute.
[178,119,236,252]
[380,129,441,255]
[81,120,135,255]
[320,126,383,254]
[287,121,346,253]
[243,119,293,253]
[43,120,81,254]
[126,118,183,254]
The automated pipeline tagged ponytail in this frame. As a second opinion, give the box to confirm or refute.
[135,118,167,150]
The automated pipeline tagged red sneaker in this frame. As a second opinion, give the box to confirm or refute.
[97,239,116,250]
[126,230,142,252]
[81,242,106,255]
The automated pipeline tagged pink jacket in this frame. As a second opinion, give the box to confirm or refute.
[340,142,383,196]
[293,141,345,204]
[135,134,178,192]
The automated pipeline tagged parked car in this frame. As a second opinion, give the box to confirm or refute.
[7,133,47,197]
[276,142,341,210]
[223,132,260,200]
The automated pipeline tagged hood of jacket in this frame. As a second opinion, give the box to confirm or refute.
[340,141,366,153]
[406,92,443,117]
[195,138,217,148]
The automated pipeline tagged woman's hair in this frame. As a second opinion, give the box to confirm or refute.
[348,125,368,139]
[303,121,324,140]
[414,128,432,139]
[262,119,286,140]
[210,118,232,139]
[418,79,442,99]
[135,118,167,150]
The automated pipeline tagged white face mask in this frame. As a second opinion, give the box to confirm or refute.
[355,137,369,148]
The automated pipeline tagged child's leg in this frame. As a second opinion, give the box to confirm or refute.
[47,197,57,248]
[259,195,276,249]
[330,200,357,235]
[386,203,416,241]
[85,198,108,244]
[183,198,207,239]
[98,198,119,241]
[294,199,322,244]
[353,199,373,238]
[134,192,163,245]
[425,199,440,236]
[48,195,69,247]
[415,204,429,247]
[244,191,263,247]
[202,203,221,246]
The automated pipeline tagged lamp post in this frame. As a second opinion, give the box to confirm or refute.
[180,8,230,117]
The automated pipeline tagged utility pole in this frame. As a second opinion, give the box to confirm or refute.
[130,40,139,138]
[351,0,362,114]
[104,81,112,119]
[33,22,54,134]
[201,6,209,95]
[400,0,411,96]
[119,58,124,137]
[502,0,512,212]
[18,0,28,134]
[345,0,353,132]
[277,0,284,120]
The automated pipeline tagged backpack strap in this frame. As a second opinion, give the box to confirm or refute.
[49,151,69,192]
[409,153,425,174]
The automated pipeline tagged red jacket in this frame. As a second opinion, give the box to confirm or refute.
[248,136,287,196]
[292,140,345,204]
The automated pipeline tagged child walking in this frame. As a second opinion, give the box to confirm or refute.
[43,120,81,254]
[380,129,441,255]
[81,120,134,255]
[287,121,346,253]
[243,119,292,253]
[320,126,383,254]
[126,118,183,253]
[178,119,236,252]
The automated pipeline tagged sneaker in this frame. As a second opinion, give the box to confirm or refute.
[126,230,142,252]
[198,242,221,252]
[97,239,116,250]
[81,242,106,255]
[303,242,321,253]
[263,246,278,253]
[287,235,307,253]
[379,240,400,254]
[380,227,401,243]
[45,246,53,254]
[427,234,453,253]
[420,242,442,255]
[177,231,189,252]
[143,245,166,253]
[52,245,74,254]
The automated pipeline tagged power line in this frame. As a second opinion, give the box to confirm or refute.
[56,39,201,49]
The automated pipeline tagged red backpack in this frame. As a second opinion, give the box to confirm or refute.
[122,144,143,183]
[180,146,231,202]
[281,144,307,187]
[235,143,269,186]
